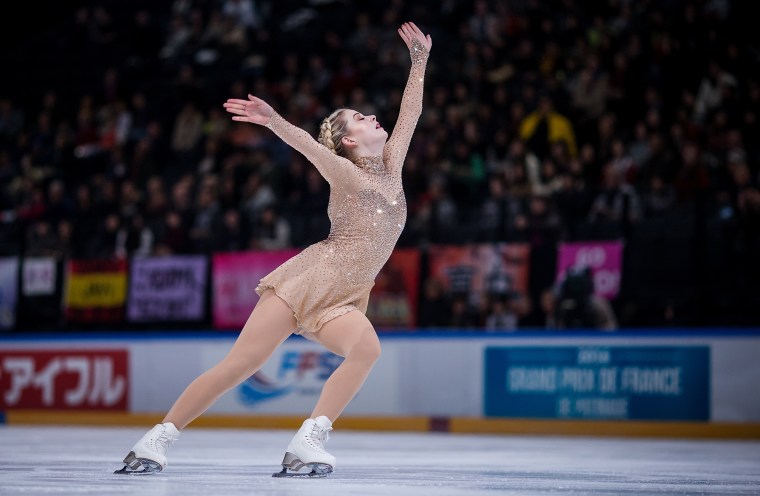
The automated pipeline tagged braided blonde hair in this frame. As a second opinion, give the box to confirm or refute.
[318,108,350,158]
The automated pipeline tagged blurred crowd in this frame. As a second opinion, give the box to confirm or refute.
[0,0,757,329]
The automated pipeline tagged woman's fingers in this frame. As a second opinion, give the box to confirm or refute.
[398,28,409,45]
[224,106,247,116]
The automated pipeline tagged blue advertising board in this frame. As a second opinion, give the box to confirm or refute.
[484,346,710,420]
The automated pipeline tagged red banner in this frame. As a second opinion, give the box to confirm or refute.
[367,248,421,328]
[0,350,128,410]
[65,259,128,323]
[428,243,531,303]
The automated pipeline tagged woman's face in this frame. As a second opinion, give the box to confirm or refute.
[343,109,388,147]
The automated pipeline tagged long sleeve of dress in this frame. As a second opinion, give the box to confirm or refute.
[384,39,429,173]
[265,111,354,188]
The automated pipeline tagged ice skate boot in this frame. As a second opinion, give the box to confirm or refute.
[273,416,336,477]
[114,422,180,475]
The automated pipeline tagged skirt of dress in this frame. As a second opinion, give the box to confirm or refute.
[254,243,374,338]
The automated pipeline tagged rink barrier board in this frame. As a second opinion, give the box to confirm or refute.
[2,330,760,428]
[3,411,760,439]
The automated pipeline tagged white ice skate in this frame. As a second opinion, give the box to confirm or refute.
[273,416,336,478]
[114,422,180,475]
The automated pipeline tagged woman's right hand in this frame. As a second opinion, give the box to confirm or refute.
[223,94,274,126]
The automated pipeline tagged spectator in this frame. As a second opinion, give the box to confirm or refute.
[641,174,675,218]
[418,277,452,328]
[478,175,523,241]
[171,102,204,166]
[588,163,642,224]
[215,209,249,252]
[484,299,519,331]
[412,176,458,243]
[115,214,153,258]
[555,267,618,331]
[251,205,291,251]
[519,95,578,159]
[154,210,190,255]
[241,171,276,225]
[25,221,60,257]
[92,213,121,259]
[189,184,221,253]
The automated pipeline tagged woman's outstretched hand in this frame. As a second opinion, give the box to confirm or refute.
[397,22,432,55]
[223,94,273,126]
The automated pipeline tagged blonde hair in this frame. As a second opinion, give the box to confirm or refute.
[318,108,350,158]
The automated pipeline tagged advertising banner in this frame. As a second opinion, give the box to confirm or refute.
[484,346,710,420]
[427,243,530,303]
[127,256,207,322]
[22,257,56,296]
[556,241,623,299]
[212,250,299,329]
[64,259,128,323]
[0,349,129,410]
[366,248,421,328]
[0,257,19,330]
[17,259,63,331]
[199,337,402,415]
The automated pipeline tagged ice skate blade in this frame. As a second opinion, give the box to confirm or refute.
[113,451,163,475]
[272,466,332,478]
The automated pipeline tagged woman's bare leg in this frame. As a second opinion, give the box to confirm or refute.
[162,289,296,429]
[308,310,381,421]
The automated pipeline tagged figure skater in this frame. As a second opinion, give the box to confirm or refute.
[115,22,432,477]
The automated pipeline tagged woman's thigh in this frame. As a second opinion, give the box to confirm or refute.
[225,289,298,359]
[310,310,379,358]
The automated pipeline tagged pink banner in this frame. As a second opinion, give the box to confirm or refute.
[556,241,624,299]
[212,250,299,329]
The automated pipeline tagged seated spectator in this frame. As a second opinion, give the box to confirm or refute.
[477,175,523,242]
[92,213,121,259]
[484,298,519,331]
[554,267,618,330]
[251,205,291,251]
[588,163,641,224]
[215,209,249,252]
[448,294,480,329]
[189,185,221,253]
[115,214,153,258]
[154,210,190,254]
[519,95,578,159]
[641,174,675,218]
[418,278,451,328]
[411,177,458,243]
[25,221,60,257]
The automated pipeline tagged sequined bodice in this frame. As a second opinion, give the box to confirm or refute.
[324,175,407,284]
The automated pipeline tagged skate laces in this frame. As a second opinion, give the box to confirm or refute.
[155,429,176,452]
[308,422,331,450]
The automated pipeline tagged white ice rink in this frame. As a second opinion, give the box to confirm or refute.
[1,425,758,495]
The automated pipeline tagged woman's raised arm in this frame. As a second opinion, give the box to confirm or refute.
[384,22,432,172]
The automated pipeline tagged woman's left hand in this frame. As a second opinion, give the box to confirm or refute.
[398,22,432,54]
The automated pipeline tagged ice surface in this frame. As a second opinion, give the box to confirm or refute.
[1,425,759,495]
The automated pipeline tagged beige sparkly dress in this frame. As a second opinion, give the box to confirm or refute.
[254,41,429,337]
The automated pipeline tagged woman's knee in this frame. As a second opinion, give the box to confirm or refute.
[350,330,382,365]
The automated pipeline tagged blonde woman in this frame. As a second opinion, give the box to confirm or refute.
[116,22,431,478]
